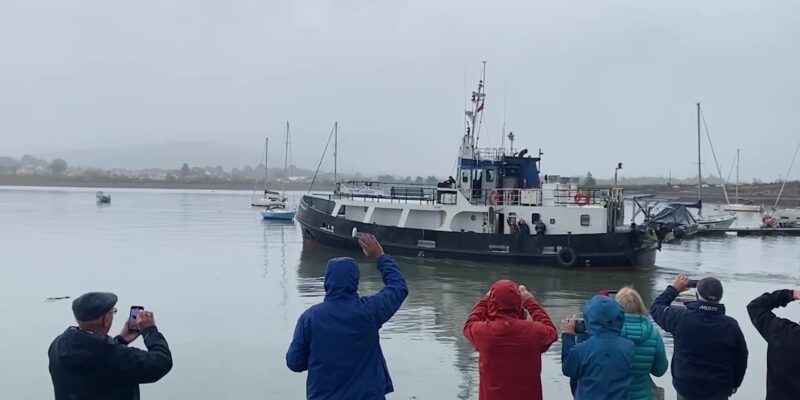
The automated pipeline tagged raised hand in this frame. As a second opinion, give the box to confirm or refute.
[561,315,577,335]
[519,285,534,303]
[118,318,141,343]
[136,310,156,331]
[358,234,385,260]
[672,275,690,293]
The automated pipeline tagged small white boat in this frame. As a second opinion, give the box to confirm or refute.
[720,203,762,212]
[261,207,296,221]
[697,214,736,230]
[96,191,111,203]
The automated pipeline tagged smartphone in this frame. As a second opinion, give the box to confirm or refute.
[574,319,587,334]
[687,279,699,288]
[128,306,144,331]
[598,289,618,300]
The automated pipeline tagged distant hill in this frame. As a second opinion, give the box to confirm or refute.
[37,141,263,170]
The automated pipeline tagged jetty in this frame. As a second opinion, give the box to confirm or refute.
[695,227,800,237]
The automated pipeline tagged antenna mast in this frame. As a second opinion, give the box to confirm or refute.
[501,82,507,153]
[467,62,487,157]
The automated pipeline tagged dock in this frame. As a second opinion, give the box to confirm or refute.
[696,227,800,237]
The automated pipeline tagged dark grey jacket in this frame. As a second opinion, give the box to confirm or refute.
[49,326,172,400]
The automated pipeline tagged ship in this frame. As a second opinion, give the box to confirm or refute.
[296,65,659,268]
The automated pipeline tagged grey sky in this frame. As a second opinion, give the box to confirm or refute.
[1,0,798,180]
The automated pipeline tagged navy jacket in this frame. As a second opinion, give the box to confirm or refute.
[48,326,173,400]
[747,290,800,400]
[286,255,409,400]
[562,295,635,400]
[650,286,748,398]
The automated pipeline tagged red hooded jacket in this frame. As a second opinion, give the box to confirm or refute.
[463,280,558,400]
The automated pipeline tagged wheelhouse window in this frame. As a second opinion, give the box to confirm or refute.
[580,214,591,226]
[485,169,495,183]
[461,170,469,183]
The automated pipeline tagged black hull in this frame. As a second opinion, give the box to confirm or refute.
[297,196,658,269]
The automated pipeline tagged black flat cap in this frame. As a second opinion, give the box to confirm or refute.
[697,277,723,302]
[72,292,118,321]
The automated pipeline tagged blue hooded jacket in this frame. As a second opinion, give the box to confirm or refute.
[562,296,635,400]
[286,255,408,400]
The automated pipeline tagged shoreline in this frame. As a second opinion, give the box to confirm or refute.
[0,175,333,192]
[2,175,799,207]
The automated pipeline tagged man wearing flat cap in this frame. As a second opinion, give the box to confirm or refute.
[650,275,749,400]
[48,292,173,400]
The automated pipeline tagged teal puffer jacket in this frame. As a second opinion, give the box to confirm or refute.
[620,313,669,400]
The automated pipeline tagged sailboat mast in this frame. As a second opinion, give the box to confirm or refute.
[264,138,269,194]
[333,122,338,186]
[736,148,740,203]
[283,122,289,197]
[697,102,703,215]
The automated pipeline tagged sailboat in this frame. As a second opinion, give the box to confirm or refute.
[261,122,296,221]
[693,102,736,230]
[765,139,800,227]
[251,138,285,208]
[720,149,763,212]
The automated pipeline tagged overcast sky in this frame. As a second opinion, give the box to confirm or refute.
[1,0,798,180]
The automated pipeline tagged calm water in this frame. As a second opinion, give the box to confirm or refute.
[1,187,799,399]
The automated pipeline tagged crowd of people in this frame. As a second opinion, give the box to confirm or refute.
[48,236,800,399]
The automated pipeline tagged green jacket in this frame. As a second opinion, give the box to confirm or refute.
[620,313,669,400]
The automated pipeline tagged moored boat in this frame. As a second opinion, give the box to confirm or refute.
[251,137,283,207]
[691,102,737,230]
[647,202,699,241]
[261,121,296,221]
[297,65,658,268]
[96,191,111,204]
[720,203,762,213]
[720,149,763,212]
[261,208,296,221]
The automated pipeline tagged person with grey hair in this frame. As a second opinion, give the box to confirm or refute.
[650,275,748,400]
[48,292,173,400]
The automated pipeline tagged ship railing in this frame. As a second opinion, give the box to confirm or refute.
[465,188,537,206]
[332,181,438,204]
[550,187,621,206]
[466,187,622,207]
[474,147,508,161]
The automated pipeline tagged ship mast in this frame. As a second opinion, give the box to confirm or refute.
[464,61,487,160]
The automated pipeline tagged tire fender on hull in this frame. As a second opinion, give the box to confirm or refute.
[556,246,578,267]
